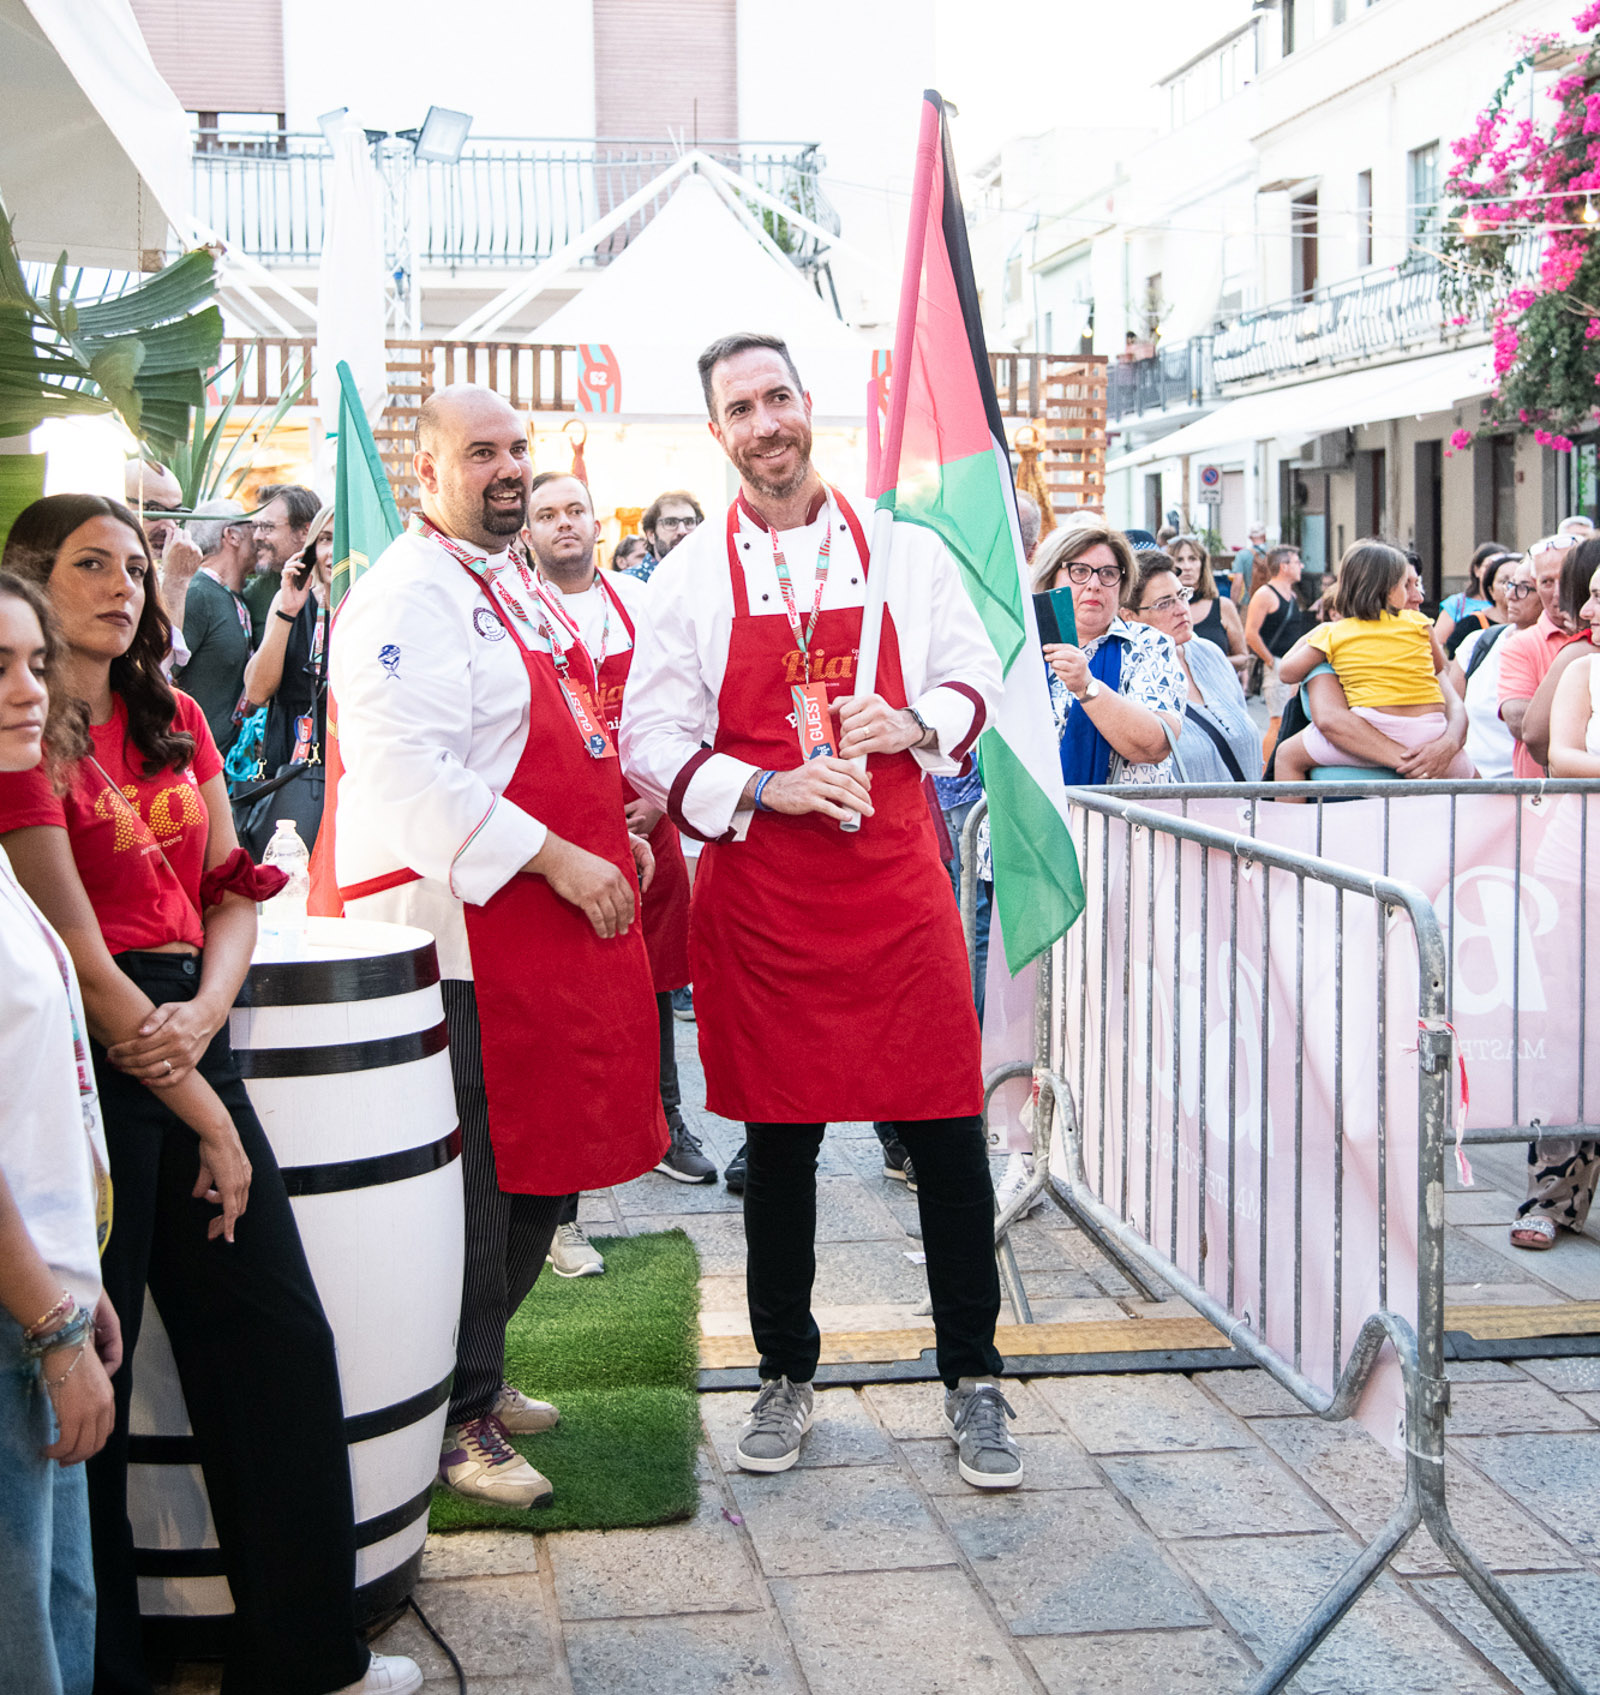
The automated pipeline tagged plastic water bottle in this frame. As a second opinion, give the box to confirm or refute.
[261,820,310,954]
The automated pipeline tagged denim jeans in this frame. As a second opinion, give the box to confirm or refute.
[0,1312,95,1695]
[942,799,991,1024]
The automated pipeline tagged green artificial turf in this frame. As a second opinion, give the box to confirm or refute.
[428,1229,702,1535]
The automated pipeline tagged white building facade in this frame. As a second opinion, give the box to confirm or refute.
[972,0,1588,597]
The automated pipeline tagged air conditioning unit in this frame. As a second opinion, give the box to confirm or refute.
[1298,429,1353,471]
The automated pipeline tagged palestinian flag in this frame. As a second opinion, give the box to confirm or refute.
[875,90,1082,970]
[307,360,403,915]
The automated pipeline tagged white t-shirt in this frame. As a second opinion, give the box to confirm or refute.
[1459,626,1515,780]
[0,844,106,1308]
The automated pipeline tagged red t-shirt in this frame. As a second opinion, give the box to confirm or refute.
[0,691,223,953]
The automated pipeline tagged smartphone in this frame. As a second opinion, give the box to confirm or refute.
[1032,586,1078,649]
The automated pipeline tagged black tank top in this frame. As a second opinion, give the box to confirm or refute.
[1259,584,1305,658]
[1190,596,1228,653]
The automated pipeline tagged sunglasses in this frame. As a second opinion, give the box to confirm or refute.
[1532,534,1582,553]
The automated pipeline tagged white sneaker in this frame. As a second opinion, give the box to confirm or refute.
[337,1651,424,1694]
[547,1221,605,1277]
[438,1415,553,1509]
[995,1152,1044,1218]
[493,1380,560,1433]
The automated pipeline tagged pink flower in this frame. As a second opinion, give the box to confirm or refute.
[1449,428,1474,451]
[1552,434,1576,451]
[1585,317,1600,340]
[1575,1,1600,32]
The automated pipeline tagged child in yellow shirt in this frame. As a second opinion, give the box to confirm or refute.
[1275,541,1474,781]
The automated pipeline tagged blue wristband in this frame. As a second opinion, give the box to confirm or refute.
[753,770,777,811]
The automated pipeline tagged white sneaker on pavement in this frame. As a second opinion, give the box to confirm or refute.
[995,1151,1044,1218]
[438,1415,553,1509]
[547,1221,605,1277]
[492,1381,560,1433]
[336,1651,424,1694]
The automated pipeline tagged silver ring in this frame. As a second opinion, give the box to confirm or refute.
[164,1059,173,1074]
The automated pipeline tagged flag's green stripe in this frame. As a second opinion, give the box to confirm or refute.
[880,449,1024,672]
[980,731,1083,972]
[330,363,402,610]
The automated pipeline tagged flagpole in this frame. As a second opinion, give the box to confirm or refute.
[842,91,945,833]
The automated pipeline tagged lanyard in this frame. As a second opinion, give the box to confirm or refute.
[200,568,252,640]
[770,514,833,683]
[533,568,612,684]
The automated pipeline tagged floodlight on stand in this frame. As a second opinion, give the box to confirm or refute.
[317,107,350,143]
[412,106,473,165]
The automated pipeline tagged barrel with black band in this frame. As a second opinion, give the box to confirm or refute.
[125,918,463,1637]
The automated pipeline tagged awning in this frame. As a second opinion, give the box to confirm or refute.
[1,0,193,269]
[1109,345,1494,471]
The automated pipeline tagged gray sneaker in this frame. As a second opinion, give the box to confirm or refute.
[944,1379,1023,1490]
[547,1221,605,1278]
[734,1376,814,1473]
[656,1117,717,1184]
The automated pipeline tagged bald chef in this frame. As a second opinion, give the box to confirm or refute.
[621,332,1022,1490]
[331,384,667,1512]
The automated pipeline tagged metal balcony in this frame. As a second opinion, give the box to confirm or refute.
[1105,337,1215,423]
[191,132,840,272]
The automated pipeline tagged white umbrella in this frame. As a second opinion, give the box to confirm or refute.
[314,115,390,425]
[0,0,193,267]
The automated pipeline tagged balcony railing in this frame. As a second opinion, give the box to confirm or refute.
[1106,338,1215,423]
[1211,241,1540,387]
[191,132,839,271]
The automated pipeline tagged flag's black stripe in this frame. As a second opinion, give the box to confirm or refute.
[929,88,1012,454]
[234,1020,448,1078]
[278,1128,460,1196]
[240,940,441,1007]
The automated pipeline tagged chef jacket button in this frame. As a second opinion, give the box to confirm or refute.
[761,593,769,601]
[851,577,859,584]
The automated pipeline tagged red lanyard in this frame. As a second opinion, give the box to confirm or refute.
[770,514,833,683]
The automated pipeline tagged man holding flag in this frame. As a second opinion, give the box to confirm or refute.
[620,330,1022,1489]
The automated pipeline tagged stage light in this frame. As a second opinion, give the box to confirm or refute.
[411,107,473,165]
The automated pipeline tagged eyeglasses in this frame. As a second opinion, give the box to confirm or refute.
[1531,534,1581,553]
[1141,588,1194,615]
[1506,581,1537,599]
[1064,562,1126,587]
[655,516,699,532]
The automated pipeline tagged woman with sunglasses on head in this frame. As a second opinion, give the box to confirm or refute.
[1126,557,1262,782]
[1165,534,1248,677]
[1032,524,1186,785]
[0,497,418,1695]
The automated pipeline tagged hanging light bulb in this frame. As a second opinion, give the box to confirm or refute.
[1583,195,1599,225]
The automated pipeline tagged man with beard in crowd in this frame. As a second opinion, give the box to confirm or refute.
[625,489,704,583]
[620,333,1021,1490]
[243,483,319,638]
[330,385,667,1509]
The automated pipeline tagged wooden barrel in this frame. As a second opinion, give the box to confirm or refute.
[125,918,462,1640]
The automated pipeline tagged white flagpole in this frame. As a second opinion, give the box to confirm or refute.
[838,504,895,833]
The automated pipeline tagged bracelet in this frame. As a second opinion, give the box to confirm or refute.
[21,1305,94,1362]
[753,770,777,811]
[42,1338,89,1391]
[22,1291,74,1341]
[275,609,296,625]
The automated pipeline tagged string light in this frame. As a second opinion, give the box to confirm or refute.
[1583,195,1599,225]
[1460,209,1483,237]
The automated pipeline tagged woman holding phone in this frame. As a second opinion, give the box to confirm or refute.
[0,496,417,1695]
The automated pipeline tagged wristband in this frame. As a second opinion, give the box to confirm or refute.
[21,1304,94,1361]
[753,770,777,812]
[275,609,296,625]
[23,1290,74,1341]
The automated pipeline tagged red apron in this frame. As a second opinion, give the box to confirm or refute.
[690,497,981,1123]
[594,576,692,993]
[449,562,667,1192]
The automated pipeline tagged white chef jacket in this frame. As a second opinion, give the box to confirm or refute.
[619,489,1002,843]
[331,523,593,979]
[549,567,647,664]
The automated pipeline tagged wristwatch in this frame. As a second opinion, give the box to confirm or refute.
[905,706,933,746]
[1074,678,1102,703]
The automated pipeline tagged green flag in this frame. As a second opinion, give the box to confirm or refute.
[330,359,401,610]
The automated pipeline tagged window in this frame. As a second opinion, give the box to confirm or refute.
[1004,254,1023,308]
[1043,311,1054,353]
[1291,192,1319,300]
[1332,0,1347,21]
[1356,170,1373,268]
[1282,0,1298,56]
[1408,143,1440,254]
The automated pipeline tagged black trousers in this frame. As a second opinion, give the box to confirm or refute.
[744,1116,1004,1389]
[441,980,566,1424]
[88,952,366,1695]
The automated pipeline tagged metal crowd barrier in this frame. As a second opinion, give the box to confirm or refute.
[961,789,1589,1695]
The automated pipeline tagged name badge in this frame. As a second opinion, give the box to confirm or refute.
[560,672,618,760]
[791,682,836,761]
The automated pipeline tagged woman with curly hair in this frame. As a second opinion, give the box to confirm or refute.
[0,497,416,1695]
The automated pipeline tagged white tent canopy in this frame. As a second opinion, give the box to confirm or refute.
[1111,346,1495,471]
[534,174,873,420]
[1,0,193,269]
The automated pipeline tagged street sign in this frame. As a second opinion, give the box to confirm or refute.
[1198,463,1223,505]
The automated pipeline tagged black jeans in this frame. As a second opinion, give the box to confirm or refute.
[88,952,365,1695]
[743,1117,1003,1389]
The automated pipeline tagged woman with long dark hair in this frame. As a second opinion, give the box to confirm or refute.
[0,497,417,1695]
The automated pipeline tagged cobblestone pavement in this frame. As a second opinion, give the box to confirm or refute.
[160,1033,1600,1694]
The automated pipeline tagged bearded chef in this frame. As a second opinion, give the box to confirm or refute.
[620,332,1022,1491]
[521,470,716,1205]
[331,385,667,1513]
